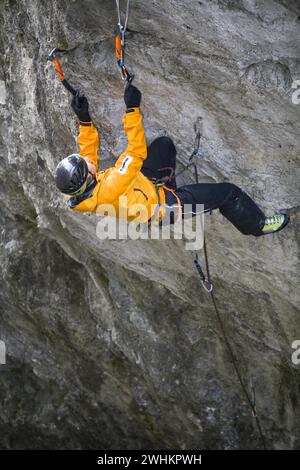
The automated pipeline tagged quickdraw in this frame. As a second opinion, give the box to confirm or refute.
[48,48,78,96]
[250,374,258,417]
[115,0,134,84]
[175,116,203,183]
[194,252,213,293]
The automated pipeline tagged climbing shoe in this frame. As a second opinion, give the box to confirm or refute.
[260,213,289,235]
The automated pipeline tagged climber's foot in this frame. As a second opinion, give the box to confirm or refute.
[260,213,290,235]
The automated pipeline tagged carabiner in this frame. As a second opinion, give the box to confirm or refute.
[202,279,213,293]
[115,0,134,83]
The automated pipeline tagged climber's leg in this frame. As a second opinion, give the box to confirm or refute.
[170,182,288,236]
[141,136,177,189]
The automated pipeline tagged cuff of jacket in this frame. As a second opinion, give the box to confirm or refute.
[126,107,140,114]
[79,121,93,127]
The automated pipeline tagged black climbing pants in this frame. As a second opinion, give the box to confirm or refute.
[141,136,266,236]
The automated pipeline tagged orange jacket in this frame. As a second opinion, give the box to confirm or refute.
[71,108,165,223]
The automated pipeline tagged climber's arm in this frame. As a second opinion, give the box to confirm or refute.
[71,94,99,170]
[101,108,147,202]
[78,123,99,170]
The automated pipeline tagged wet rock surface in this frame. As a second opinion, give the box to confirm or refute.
[0,0,300,449]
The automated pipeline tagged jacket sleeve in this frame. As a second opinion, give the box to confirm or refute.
[78,123,99,170]
[101,108,147,202]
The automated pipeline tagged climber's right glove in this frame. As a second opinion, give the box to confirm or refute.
[124,84,141,110]
[71,95,91,123]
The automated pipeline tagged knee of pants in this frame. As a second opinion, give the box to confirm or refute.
[159,136,176,155]
[148,136,176,159]
[150,136,173,146]
[217,182,242,205]
[158,136,174,144]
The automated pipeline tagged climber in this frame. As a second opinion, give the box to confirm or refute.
[54,84,289,236]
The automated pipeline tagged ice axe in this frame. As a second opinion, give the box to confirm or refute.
[48,47,78,96]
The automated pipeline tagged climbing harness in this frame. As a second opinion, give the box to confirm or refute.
[164,186,183,223]
[48,48,78,96]
[155,167,176,187]
[149,118,211,234]
[115,0,134,84]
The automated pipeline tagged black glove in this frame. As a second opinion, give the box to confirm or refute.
[71,95,91,122]
[124,84,141,109]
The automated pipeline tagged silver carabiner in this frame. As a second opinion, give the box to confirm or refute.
[202,279,213,293]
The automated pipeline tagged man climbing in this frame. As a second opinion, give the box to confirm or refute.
[54,84,289,236]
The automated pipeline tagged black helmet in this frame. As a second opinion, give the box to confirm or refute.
[55,154,88,195]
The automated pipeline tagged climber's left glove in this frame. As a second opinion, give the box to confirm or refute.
[71,95,91,123]
[124,84,141,109]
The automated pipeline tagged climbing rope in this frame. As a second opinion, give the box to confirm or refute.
[185,126,268,449]
[115,0,134,83]
[156,118,267,447]
[205,267,267,449]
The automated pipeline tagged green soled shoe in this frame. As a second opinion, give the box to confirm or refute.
[261,213,290,235]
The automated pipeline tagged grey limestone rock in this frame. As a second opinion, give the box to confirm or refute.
[0,0,300,450]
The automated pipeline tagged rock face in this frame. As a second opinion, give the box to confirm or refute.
[0,0,300,450]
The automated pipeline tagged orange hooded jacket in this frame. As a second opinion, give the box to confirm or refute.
[70,108,165,223]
